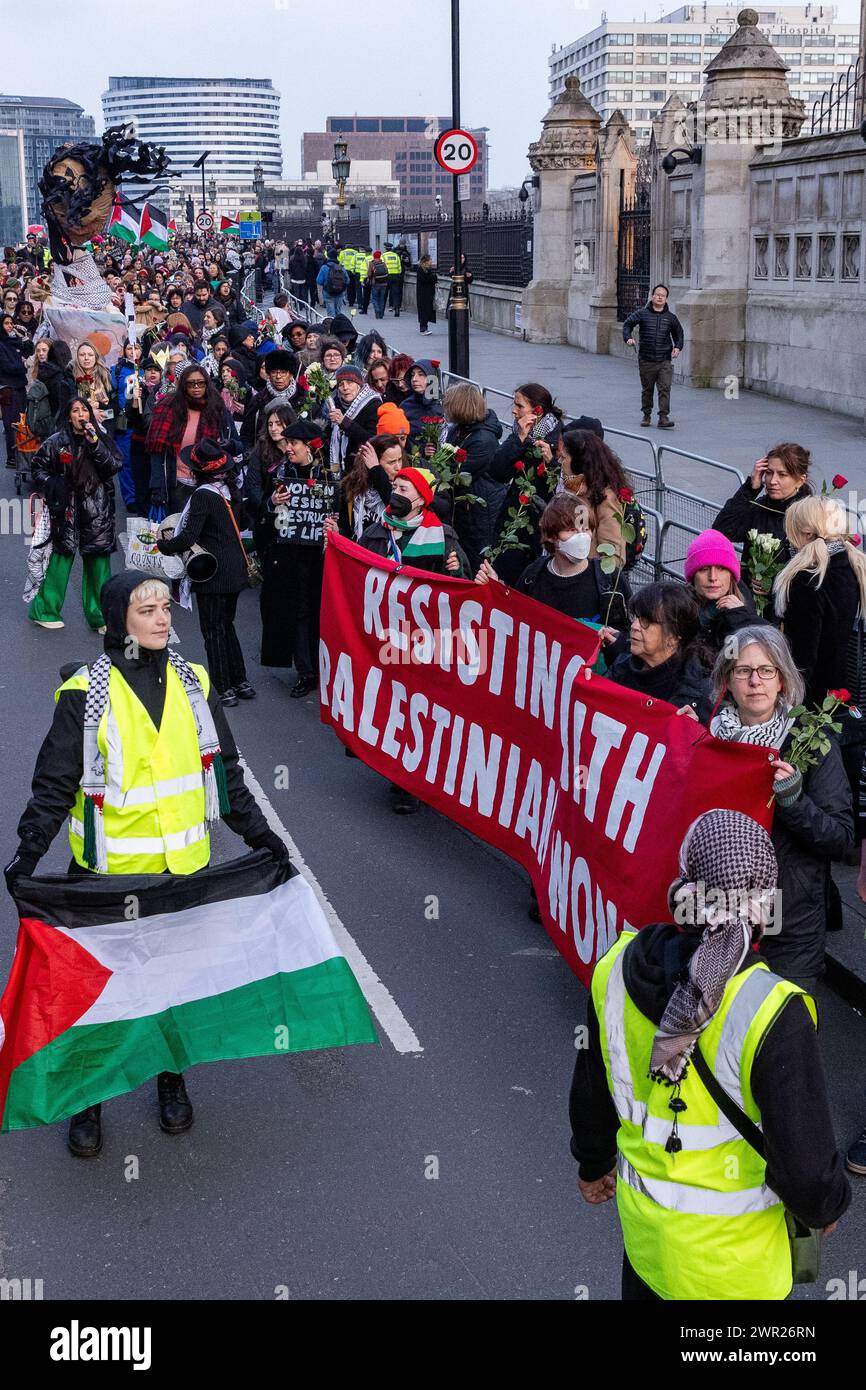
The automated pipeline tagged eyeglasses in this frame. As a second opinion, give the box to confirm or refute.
[731,665,778,681]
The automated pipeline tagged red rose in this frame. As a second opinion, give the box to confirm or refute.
[430,359,441,368]
[455,448,467,463]
[309,437,323,450]
[514,461,526,472]
[832,474,848,490]
[518,492,531,505]
[536,463,546,477]
[306,478,316,488]
[59,449,73,465]
[829,688,851,703]
[852,534,862,547]
[298,375,309,391]
[534,405,543,416]
[420,415,439,423]
[618,486,634,503]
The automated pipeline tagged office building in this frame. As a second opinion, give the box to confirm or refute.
[0,127,27,244]
[0,95,95,222]
[548,5,859,144]
[102,77,282,182]
[302,117,488,206]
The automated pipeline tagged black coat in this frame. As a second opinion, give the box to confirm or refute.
[608,648,713,723]
[32,427,121,557]
[157,486,248,596]
[327,395,381,470]
[336,464,392,540]
[359,518,470,578]
[239,385,299,447]
[516,555,632,631]
[401,387,443,443]
[444,411,504,573]
[695,583,762,655]
[487,424,563,584]
[37,359,76,424]
[762,734,854,985]
[255,462,326,670]
[0,327,32,387]
[416,266,438,323]
[713,482,810,605]
[621,303,684,361]
[569,922,851,1232]
[781,551,861,707]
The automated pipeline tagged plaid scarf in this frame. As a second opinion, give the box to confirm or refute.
[80,650,230,872]
[145,397,223,454]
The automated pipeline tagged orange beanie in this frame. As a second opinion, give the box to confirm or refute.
[376,402,410,437]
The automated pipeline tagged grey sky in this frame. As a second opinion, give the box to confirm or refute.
[5,0,860,188]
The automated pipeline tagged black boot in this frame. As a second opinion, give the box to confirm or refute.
[68,1104,102,1157]
[157,1072,193,1134]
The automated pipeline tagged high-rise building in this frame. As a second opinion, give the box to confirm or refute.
[0,95,95,222]
[102,77,282,182]
[302,117,488,206]
[548,5,859,144]
[0,127,27,244]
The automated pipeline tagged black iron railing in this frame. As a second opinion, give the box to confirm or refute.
[811,57,865,134]
[388,207,534,288]
[616,175,651,323]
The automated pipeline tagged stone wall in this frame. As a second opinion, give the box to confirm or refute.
[401,273,525,339]
[744,130,866,417]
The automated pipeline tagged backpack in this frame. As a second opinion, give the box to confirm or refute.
[326,263,347,296]
[371,259,390,285]
[26,384,55,442]
[621,498,648,572]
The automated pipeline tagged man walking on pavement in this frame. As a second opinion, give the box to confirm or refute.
[383,244,404,317]
[622,283,684,430]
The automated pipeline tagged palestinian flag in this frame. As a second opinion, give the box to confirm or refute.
[139,202,169,250]
[0,853,376,1131]
[168,218,177,233]
[219,214,240,235]
[107,193,141,244]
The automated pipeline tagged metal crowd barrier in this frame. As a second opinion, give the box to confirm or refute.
[260,276,747,579]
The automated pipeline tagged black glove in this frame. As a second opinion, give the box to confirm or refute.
[4,846,41,898]
[150,488,167,509]
[248,830,292,869]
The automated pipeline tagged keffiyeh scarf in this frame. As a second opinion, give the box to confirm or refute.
[650,809,778,1090]
[328,385,381,471]
[80,648,230,872]
[710,702,793,749]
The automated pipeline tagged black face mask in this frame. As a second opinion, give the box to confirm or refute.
[388,492,412,519]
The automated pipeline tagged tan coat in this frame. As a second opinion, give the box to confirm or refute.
[562,474,625,565]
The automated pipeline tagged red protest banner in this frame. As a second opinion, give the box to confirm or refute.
[319,534,776,986]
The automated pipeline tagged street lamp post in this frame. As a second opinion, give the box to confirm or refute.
[192,151,211,221]
[207,176,217,213]
[331,140,351,212]
[253,161,265,209]
[448,0,469,378]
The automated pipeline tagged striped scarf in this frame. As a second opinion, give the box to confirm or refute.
[80,649,230,872]
[384,507,444,562]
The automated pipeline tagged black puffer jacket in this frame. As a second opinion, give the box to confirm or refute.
[763,733,854,985]
[608,648,713,723]
[621,303,684,361]
[444,410,504,573]
[32,427,121,557]
[713,482,811,604]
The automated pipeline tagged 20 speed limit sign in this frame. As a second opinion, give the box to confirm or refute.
[434,129,478,176]
[195,211,214,232]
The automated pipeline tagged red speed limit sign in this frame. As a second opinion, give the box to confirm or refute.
[434,128,478,176]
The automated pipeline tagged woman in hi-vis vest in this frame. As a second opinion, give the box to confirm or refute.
[570,809,850,1301]
[5,571,289,1159]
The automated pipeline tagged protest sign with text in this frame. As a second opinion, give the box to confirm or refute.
[319,535,776,986]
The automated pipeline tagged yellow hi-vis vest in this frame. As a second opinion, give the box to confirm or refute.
[57,661,213,876]
[383,250,402,276]
[355,252,371,280]
[338,248,356,273]
[592,930,816,1301]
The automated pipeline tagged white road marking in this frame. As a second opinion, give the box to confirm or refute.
[238,755,424,1055]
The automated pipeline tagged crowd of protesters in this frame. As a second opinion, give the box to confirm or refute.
[5,224,866,1198]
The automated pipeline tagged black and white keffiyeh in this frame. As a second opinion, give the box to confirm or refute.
[328,385,381,471]
[710,703,793,749]
[650,809,778,1086]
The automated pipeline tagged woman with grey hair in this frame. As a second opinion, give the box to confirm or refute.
[711,624,853,990]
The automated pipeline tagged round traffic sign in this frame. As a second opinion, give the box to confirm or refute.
[195,211,214,232]
[434,128,478,176]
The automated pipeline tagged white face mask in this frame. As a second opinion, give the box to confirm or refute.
[557,533,591,562]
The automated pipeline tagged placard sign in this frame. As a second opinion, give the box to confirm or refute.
[275,480,337,546]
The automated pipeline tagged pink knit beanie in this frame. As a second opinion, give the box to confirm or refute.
[684,529,741,583]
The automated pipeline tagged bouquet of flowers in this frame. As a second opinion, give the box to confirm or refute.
[220,372,247,418]
[745,529,783,616]
[484,439,559,563]
[296,362,336,419]
[419,416,444,450]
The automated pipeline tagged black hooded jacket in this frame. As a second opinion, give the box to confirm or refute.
[32,426,121,557]
[569,923,851,1230]
[14,571,278,871]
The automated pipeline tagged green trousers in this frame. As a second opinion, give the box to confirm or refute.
[29,552,112,629]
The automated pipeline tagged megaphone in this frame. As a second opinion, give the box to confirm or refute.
[158,514,218,583]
